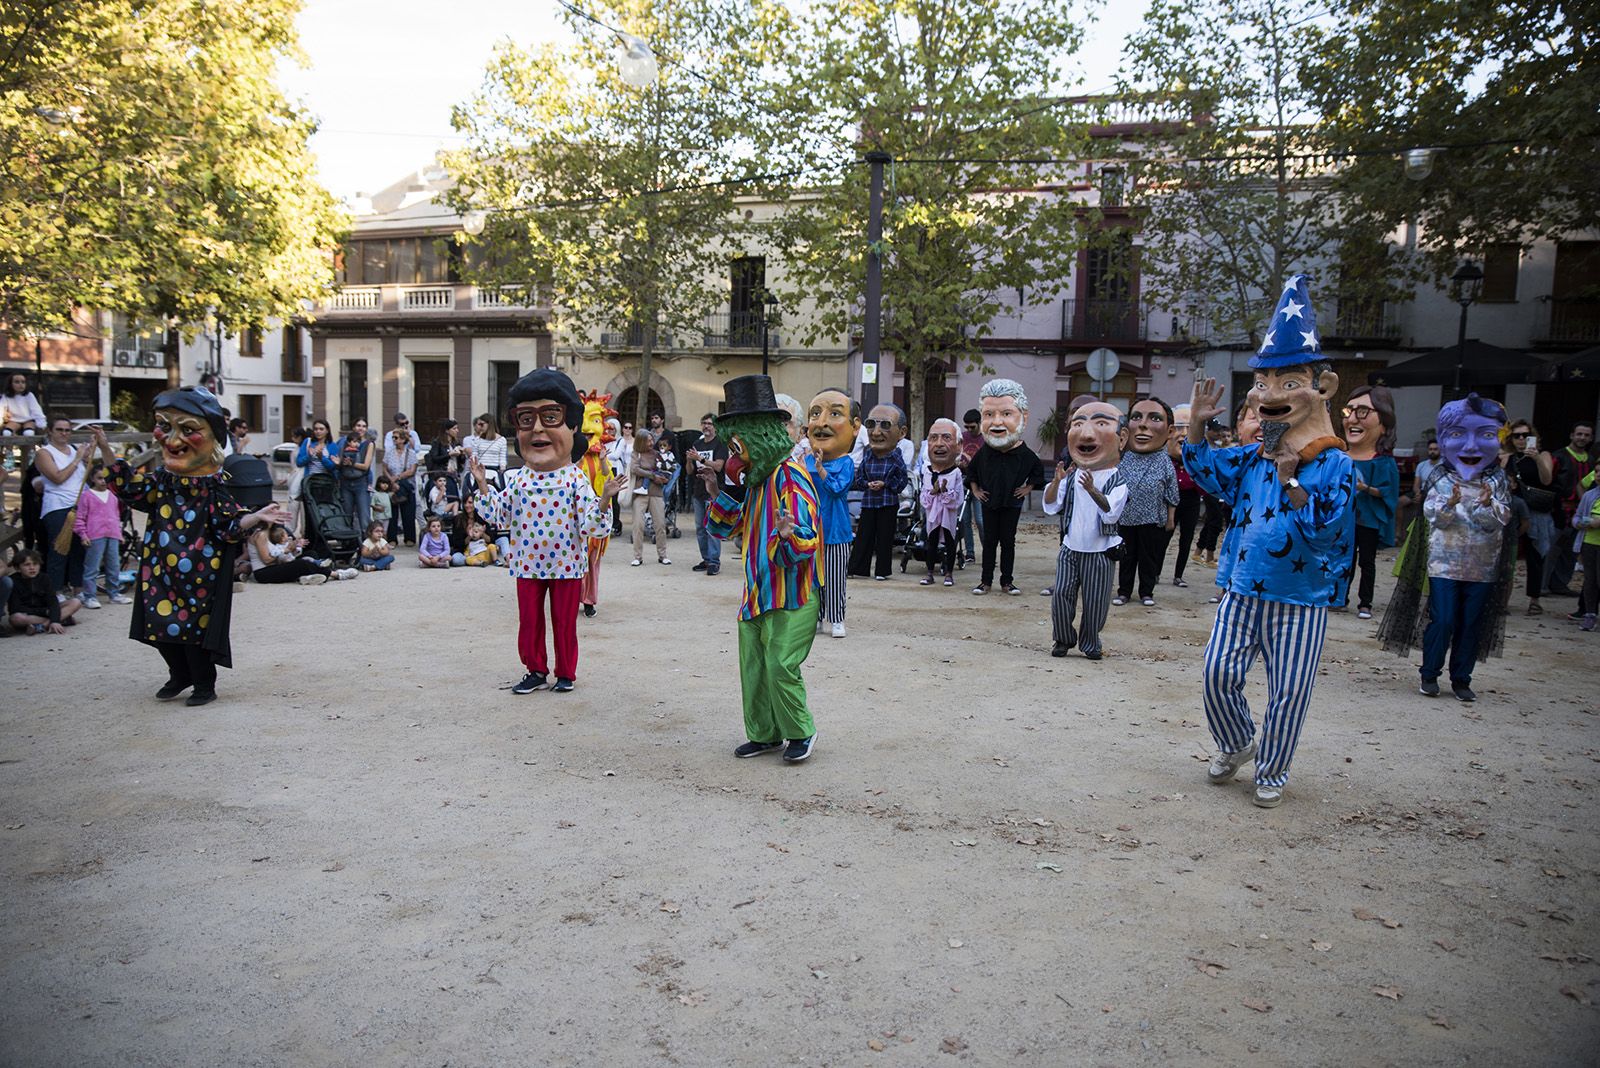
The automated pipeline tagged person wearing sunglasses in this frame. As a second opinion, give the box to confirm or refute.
[847,404,909,581]
[471,369,627,695]
[1503,419,1557,615]
[1341,385,1400,619]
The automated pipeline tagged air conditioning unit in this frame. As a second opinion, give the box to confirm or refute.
[113,349,137,366]
[137,350,163,368]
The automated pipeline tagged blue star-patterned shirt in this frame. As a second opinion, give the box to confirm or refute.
[1182,440,1356,607]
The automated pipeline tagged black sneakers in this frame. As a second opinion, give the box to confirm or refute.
[185,691,217,707]
[513,672,548,694]
[734,740,783,758]
[1051,641,1070,658]
[582,604,596,618]
[782,735,817,763]
[552,678,574,693]
[155,679,191,701]
[1419,678,1440,697]
[1452,684,1477,703]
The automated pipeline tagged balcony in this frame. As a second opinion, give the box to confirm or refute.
[318,283,550,318]
[1536,299,1600,347]
[702,310,771,349]
[1061,299,1147,343]
[474,285,537,310]
[399,285,455,312]
[1326,300,1402,342]
[328,287,380,311]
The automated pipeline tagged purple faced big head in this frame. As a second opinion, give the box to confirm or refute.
[1436,394,1506,480]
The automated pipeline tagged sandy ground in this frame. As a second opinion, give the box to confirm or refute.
[2,515,1597,1067]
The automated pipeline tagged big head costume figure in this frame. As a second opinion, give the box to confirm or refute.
[805,388,860,633]
[1126,397,1172,455]
[848,403,910,581]
[471,368,623,693]
[703,375,824,761]
[967,379,1045,593]
[1113,394,1181,605]
[1182,275,1356,808]
[1042,401,1131,660]
[1379,394,1515,700]
[1067,401,1126,471]
[577,389,619,614]
[94,386,289,705]
[918,418,966,583]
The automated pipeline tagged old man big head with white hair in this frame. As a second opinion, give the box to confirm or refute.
[967,379,1045,595]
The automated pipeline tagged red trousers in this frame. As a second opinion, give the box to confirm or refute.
[516,576,582,679]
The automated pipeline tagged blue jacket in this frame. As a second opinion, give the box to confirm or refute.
[296,438,337,479]
[806,454,856,545]
[1183,440,1356,607]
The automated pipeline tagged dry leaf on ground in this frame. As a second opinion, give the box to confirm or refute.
[1188,957,1229,978]
[1241,999,1272,1013]
[1372,985,1403,1000]
[940,1036,968,1054]
[867,1038,886,1051]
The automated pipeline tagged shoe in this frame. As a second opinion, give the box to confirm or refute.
[831,621,846,638]
[1141,597,1156,607]
[185,691,217,707]
[56,592,67,604]
[705,566,719,576]
[1566,611,1585,622]
[1357,607,1372,620]
[943,576,954,587]
[156,679,192,700]
[734,740,783,758]
[109,592,133,605]
[1004,585,1022,596]
[1545,586,1576,597]
[81,596,101,610]
[1419,678,1440,697]
[972,584,989,595]
[1207,595,1221,604]
[299,574,328,586]
[630,559,642,567]
[1040,587,1053,596]
[336,568,359,580]
[1452,684,1477,703]
[1527,601,1543,615]
[1051,641,1070,657]
[874,575,888,581]
[512,672,548,694]
[1173,578,1188,588]
[1583,614,1597,632]
[692,562,708,572]
[1112,595,1128,606]
[1252,785,1283,808]
[782,734,817,763]
[1207,740,1257,784]
[659,558,671,565]
[583,604,596,618]
[920,575,934,585]
[1082,649,1103,661]
[552,678,574,693]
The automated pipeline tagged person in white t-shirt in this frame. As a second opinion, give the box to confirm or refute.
[35,414,91,595]
[2,372,47,434]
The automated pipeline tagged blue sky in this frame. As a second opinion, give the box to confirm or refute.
[280,0,1148,200]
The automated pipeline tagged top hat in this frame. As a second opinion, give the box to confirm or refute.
[1250,274,1324,370]
[715,374,790,423]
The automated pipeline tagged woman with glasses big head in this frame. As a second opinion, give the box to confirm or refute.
[1503,418,1558,615]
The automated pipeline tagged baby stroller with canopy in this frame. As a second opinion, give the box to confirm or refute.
[301,471,361,565]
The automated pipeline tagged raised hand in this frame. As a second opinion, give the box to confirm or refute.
[1190,377,1226,425]
[775,504,795,539]
[468,454,488,489]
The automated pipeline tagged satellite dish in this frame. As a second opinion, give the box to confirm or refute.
[1086,347,1120,382]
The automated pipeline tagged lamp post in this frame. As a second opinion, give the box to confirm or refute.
[760,291,779,377]
[1450,261,1484,397]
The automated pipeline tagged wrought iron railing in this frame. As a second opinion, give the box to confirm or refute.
[1539,300,1600,344]
[1060,299,1147,342]
[1327,301,1401,340]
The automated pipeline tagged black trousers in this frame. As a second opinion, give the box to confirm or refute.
[926,526,957,575]
[979,505,1022,587]
[1117,523,1168,599]
[1197,496,1230,553]
[157,643,218,695]
[1171,489,1201,580]
[1351,524,1380,608]
[388,489,417,544]
[849,505,897,578]
[1521,536,1545,598]
[253,558,332,584]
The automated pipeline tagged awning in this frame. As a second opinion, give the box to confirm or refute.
[1528,345,1600,383]
[1367,340,1548,388]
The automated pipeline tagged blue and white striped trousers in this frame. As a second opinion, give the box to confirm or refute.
[1202,592,1329,788]
[1051,546,1114,656]
[818,542,851,624]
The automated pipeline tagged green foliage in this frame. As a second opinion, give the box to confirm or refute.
[715,413,791,478]
[109,390,150,431]
[757,0,1094,437]
[445,0,764,426]
[0,0,344,349]
[1035,405,1063,450]
[1115,0,1407,349]
[1303,0,1600,279]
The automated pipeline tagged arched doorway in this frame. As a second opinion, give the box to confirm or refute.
[615,386,665,432]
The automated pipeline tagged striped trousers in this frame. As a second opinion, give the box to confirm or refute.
[818,542,851,624]
[1050,546,1114,656]
[1202,592,1328,788]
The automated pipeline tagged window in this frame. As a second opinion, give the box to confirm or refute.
[1085,232,1134,303]
[338,237,464,285]
[236,394,264,438]
[1480,243,1520,302]
[340,360,368,430]
[239,327,263,358]
[1098,165,1125,207]
[488,361,521,422]
[280,327,304,382]
[730,256,766,347]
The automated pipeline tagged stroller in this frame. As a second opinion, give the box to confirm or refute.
[301,472,361,566]
[895,468,925,573]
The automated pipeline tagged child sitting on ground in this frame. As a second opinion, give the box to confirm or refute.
[360,521,395,571]
[427,476,459,520]
[73,461,132,608]
[464,519,499,567]
[371,474,394,531]
[418,516,452,568]
[7,549,80,634]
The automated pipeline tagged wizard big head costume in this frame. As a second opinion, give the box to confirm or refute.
[704,374,824,760]
[1182,275,1357,805]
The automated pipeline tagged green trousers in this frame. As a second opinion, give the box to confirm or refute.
[737,606,818,743]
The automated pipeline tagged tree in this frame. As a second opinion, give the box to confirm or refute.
[445,0,764,428]
[758,0,1093,438]
[0,0,344,384]
[1303,0,1600,279]
[1115,0,1403,350]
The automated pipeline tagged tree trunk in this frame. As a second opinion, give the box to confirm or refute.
[905,352,927,444]
[636,317,656,431]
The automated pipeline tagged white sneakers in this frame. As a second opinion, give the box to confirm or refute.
[299,574,328,586]
[831,621,846,638]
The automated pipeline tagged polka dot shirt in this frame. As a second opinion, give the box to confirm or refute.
[474,465,610,579]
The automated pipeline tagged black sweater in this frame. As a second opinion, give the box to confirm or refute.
[969,443,1046,510]
[7,572,59,622]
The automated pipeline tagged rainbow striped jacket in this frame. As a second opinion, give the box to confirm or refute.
[707,459,823,620]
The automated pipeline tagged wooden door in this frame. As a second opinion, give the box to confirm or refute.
[413,360,451,439]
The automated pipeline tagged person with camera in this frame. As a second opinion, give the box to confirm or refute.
[687,413,729,576]
[1042,401,1128,661]
[1503,419,1557,615]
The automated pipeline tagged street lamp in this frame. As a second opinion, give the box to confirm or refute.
[760,292,779,376]
[1450,260,1484,396]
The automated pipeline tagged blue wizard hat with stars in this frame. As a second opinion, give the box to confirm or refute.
[1250,274,1323,369]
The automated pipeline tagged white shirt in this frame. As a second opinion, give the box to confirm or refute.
[39,442,86,513]
[1,391,46,429]
[850,427,914,470]
[606,437,634,476]
[1042,467,1128,552]
[463,433,507,470]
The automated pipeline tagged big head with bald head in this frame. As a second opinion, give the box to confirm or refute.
[1067,401,1127,471]
[806,388,860,461]
[925,418,960,469]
